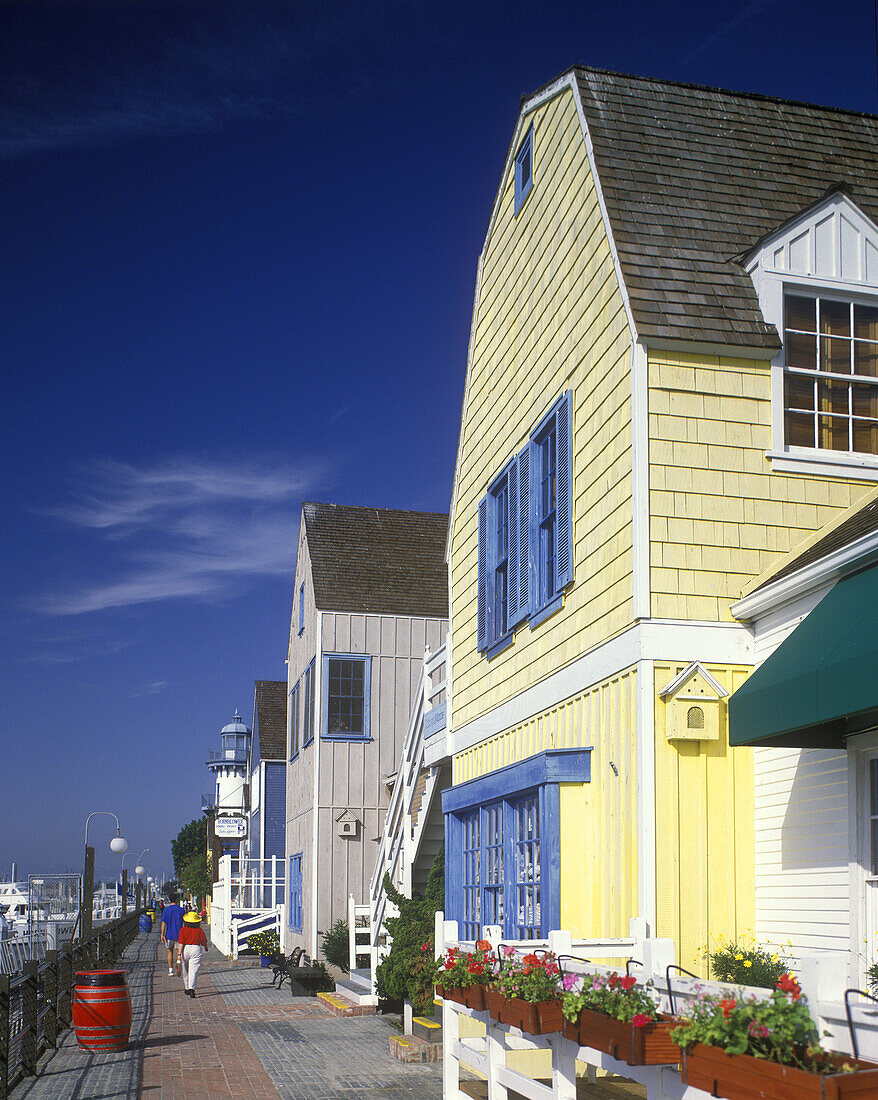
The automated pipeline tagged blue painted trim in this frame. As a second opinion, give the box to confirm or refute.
[486,632,513,660]
[303,658,315,746]
[288,852,303,931]
[530,592,563,629]
[541,783,561,931]
[320,653,372,739]
[441,748,591,813]
[514,126,533,215]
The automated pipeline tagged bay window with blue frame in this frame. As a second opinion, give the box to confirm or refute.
[443,748,590,941]
[477,391,573,655]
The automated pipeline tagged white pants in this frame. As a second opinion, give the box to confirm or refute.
[181,945,203,990]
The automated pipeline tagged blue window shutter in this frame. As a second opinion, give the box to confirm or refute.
[477,496,488,651]
[555,392,573,590]
[507,457,519,627]
[516,443,532,623]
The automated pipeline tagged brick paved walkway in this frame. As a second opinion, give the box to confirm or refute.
[9,930,444,1099]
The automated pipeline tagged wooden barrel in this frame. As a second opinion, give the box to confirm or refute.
[72,970,132,1052]
[138,913,152,932]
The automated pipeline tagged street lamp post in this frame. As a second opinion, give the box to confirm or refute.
[81,812,127,940]
[134,850,148,913]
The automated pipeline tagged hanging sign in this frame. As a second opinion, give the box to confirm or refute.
[213,815,247,840]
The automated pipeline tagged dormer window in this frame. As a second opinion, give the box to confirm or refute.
[514,126,533,214]
[783,293,878,455]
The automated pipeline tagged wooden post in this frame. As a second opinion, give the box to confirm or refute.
[485,1019,509,1100]
[121,870,128,916]
[21,961,37,1075]
[0,973,10,1100]
[442,996,461,1100]
[82,846,94,941]
[44,950,58,1049]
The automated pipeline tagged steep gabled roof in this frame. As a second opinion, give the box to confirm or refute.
[567,67,878,349]
[302,502,448,618]
[253,680,287,761]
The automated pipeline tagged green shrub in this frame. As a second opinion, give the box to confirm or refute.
[320,917,350,973]
[705,938,787,989]
[867,960,878,994]
[375,845,444,1015]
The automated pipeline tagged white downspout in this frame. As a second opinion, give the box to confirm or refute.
[310,611,323,959]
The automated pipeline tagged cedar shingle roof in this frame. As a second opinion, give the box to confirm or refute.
[569,67,878,349]
[302,502,448,618]
[253,680,286,761]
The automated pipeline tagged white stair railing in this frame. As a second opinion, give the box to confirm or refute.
[368,638,448,985]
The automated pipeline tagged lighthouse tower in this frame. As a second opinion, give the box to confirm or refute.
[206,711,251,869]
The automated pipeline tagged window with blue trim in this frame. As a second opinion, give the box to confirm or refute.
[302,659,315,746]
[322,654,371,739]
[288,681,299,761]
[298,582,305,634]
[443,749,590,942]
[289,853,303,931]
[477,392,573,654]
[514,126,533,214]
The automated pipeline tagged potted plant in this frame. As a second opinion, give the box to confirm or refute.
[434,940,495,1010]
[485,948,563,1034]
[561,970,678,1065]
[671,973,878,1099]
[248,929,281,966]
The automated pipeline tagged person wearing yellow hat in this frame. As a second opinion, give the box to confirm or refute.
[178,911,209,997]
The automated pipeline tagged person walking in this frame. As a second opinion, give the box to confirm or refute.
[160,892,184,976]
[178,910,209,997]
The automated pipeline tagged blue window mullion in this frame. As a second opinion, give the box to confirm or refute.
[502,798,515,939]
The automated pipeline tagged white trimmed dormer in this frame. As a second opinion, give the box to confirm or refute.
[746,190,878,480]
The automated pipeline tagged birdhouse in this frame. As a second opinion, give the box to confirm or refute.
[336,809,360,839]
[659,662,727,742]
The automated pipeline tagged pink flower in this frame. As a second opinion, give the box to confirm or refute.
[748,1022,770,1039]
[561,973,578,992]
[632,1013,651,1028]
[502,946,516,958]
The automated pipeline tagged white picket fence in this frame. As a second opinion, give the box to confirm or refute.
[436,914,878,1100]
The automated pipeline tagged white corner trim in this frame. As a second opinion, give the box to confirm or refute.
[310,611,323,959]
[657,661,729,700]
[766,449,878,482]
[631,340,650,618]
[636,658,656,931]
[449,619,753,755]
[731,529,878,622]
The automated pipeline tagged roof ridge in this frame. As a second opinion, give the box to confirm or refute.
[521,64,878,123]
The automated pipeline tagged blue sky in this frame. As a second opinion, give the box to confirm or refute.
[2,0,875,884]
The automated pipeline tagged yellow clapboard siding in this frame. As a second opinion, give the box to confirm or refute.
[449,87,633,730]
[648,350,874,619]
[654,663,755,975]
[454,667,639,941]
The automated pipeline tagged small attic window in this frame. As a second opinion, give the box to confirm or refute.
[514,126,533,214]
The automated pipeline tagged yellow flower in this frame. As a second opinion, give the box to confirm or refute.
[743,960,753,968]
[735,953,744,961]
[771,955,779,963]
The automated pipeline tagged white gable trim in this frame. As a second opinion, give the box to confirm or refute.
[657,661,729,700]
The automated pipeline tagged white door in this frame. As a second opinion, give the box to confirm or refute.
[861,751,878,984]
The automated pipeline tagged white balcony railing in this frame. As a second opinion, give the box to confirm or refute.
[210,854,285,957]
[435,914,878,1100]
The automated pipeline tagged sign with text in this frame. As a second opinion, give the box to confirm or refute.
[213,814,247,840]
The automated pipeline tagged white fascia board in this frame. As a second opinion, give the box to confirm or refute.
[657,661,729,699]
[765,450,878,481]
[636,657,656,931]
[640,336,777,360]
[631,341,650,619]
[731,530,878,623]
[449,619,752,755]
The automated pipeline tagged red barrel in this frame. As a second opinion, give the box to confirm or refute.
[72,970,132,1052]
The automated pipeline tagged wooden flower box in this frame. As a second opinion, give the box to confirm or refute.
[563,1007,679,1065]
[436,984,487,1011]
[681,1042,878,1100]
[485,988,564,1035]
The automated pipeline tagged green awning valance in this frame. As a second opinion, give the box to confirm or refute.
[729,562,878,748]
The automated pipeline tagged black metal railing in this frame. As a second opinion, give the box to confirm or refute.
[0,908,141,1099]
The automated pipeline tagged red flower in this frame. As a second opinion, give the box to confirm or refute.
[632,1013,651,1028]
[468,961,484,974]
[421,942,431,953]
[522,953,540,967]
[720,998,737,1018]
[620,975,636,992]
[776,973,801,1000]
[608,973,619,989]
[476,939,492,951]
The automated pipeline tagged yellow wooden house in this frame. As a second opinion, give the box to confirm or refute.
[442,66,878,973]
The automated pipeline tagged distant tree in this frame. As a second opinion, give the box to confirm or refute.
[178,855,211,900]
[161,880,179,900]
[171,818,207,877]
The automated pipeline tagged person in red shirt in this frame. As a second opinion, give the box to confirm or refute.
[178,911,209,997]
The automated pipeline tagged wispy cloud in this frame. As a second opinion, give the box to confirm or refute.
[678,0,778,68]
[35,455,322,615]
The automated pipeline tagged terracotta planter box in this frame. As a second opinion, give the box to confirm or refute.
[436,985,464,1005]
[681,1042,878,1100]
[485,988,564,1035]
[436,984,487,1011]
[563,1008,679,1065]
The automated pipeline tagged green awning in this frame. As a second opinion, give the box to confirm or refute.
[729,562,878,748]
